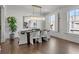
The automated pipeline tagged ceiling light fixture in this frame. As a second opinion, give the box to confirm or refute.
[30,5,45,20]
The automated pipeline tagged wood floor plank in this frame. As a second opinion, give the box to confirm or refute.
[1,37,79,54]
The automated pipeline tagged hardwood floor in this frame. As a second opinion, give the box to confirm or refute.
[1,37,79,54]
[0,45,1,53]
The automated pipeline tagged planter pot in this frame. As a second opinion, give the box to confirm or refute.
[10,32,15,40]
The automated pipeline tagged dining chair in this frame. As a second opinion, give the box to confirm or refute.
[18,31,27,44]
[36,30,42,43]
[47,30,51,39]
[30,30,42,44]
[40,30,48,41]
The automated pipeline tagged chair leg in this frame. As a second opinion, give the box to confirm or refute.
[42,37,48,42]
[30,38,33,45]
[33,39,36,44]
[38,38,42,43]
[42,37,45,41]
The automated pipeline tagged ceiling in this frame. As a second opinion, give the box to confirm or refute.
[6,5,65,16]
[19,5,64,15]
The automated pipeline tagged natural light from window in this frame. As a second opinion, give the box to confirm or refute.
[49,14,56,31]
[68,9,79,35]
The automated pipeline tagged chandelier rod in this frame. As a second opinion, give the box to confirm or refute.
[32,5,42,17]
[32,5,42,8]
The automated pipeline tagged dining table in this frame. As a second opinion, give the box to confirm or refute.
[20,28,49,45]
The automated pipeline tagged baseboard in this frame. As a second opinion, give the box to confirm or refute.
[51,36,79,44]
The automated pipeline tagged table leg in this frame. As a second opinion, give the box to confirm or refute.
[27,32,30,45]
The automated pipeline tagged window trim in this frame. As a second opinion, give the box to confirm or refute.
[67,9,79,35]
[49,14,56,31]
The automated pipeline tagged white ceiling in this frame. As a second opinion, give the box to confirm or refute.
[18,5,64,15]
[6,5,65,16]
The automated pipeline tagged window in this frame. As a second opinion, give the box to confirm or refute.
[49,14,56,31]
[68,9,79,34]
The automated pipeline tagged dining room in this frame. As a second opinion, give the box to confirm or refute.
[1,5,79,54]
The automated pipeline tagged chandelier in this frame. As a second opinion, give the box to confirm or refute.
[29,5,45,20]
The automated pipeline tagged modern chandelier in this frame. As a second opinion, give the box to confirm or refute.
[30,5,45,20]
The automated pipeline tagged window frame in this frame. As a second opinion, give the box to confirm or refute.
[67,8,79,35]
[49,14,56,31]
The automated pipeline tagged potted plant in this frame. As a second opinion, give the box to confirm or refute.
[7,16,17,40]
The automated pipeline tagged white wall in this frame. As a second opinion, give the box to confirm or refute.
[46,6,79,43]
[1,6,6,42]
[2,5,46,43]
